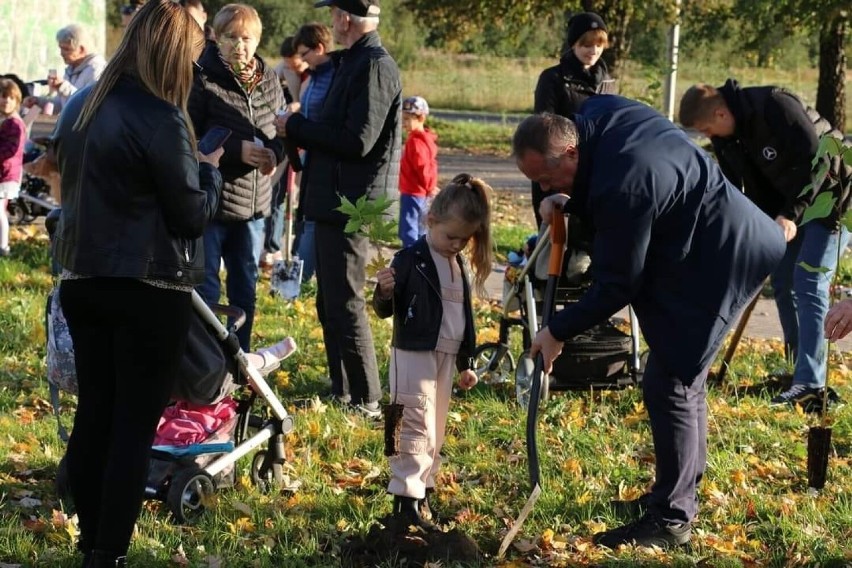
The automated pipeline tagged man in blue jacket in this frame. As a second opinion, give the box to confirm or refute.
[513,98,785,548]
[275,0,400,418]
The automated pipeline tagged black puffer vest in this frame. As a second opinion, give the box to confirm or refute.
[189,44,284,222]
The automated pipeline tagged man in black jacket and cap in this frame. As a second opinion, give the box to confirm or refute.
[680,80,851,411]
[275,0,401,418]
[514,98,785,548]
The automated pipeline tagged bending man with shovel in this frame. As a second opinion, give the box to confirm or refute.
[512,98,785,548]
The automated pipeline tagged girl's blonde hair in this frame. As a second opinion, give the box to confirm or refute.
[430,173,494,297]
[74,0,203,144]
[213,3,262,40]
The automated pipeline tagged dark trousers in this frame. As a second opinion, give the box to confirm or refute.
[314,221,381,404]
[60,278,192,554]
[642,353,708,525]
[264,174,287,254]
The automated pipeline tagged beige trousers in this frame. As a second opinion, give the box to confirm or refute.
[387,348,455,499]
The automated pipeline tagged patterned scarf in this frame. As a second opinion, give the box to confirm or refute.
[220,51,262,95]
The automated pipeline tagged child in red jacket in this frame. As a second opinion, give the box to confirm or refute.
[398,96,438,247]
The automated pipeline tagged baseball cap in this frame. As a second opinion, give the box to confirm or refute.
[402,96,429,117]
[313,0,380,17]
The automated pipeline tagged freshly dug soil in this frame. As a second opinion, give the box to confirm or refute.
[341,514,482,567]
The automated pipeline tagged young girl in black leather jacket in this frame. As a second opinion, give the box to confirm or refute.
[373,173,493,529]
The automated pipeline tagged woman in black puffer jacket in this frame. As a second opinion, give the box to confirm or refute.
[52,2,222,565]
[189,3,285,352]
[532,12,615,227]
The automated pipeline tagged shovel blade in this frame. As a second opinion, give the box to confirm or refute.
[497,483,541,558]
[271,259,304,300]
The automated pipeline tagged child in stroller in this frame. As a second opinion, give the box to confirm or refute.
[474,217,644,408]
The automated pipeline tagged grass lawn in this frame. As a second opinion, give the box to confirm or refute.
[1,187,851,567]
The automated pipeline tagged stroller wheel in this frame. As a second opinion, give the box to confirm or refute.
[250,450,283,491]
[473,342,515,385]
[167,467,215,524]
[515,350,550,410]
[6,200,26,225]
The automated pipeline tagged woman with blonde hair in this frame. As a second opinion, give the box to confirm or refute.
[51,1,223,565]
[189,3,285,352]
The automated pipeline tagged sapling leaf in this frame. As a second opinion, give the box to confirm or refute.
[840,210,852,232]
[335,195,359,216]
[843,148,852,168]
[798,182,814,198]
[798,261,830,274]
[816,135,843,161]
[799,192,836,226]
[344,218,362,235]
[812,161,830,189]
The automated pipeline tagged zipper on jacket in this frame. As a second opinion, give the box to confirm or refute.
[404,294,417,325]
[231,73,260,216]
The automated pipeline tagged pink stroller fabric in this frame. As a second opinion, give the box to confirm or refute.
[154,397,238,447]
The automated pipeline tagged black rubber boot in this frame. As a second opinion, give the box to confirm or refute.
[418,487,436,523]
[84,550,127,568]
[392,495,440,532]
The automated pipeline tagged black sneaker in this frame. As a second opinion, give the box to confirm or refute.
[593,512,691,549]
[610,492,653,519]
[770,384,823,408]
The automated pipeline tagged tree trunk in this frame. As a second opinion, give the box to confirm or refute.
[579,0,634,78]
[816,11,847,133]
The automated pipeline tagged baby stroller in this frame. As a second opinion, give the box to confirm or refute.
[6,171,58,225]
[473,219,644,408]
[46,211,296,523]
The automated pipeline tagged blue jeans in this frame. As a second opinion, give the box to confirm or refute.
[197,217,265,351]
[296,220,316,281]
[398,194,427,248]
[772,222,850,388]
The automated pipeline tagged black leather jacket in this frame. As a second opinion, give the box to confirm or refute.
[372,238,475,372]
[52,76,222,286]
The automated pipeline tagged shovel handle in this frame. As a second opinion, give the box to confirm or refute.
[548,203,566,277]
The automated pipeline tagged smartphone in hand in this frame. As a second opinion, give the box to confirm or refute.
[198,126,232,155]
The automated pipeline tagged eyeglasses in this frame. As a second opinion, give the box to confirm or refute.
[296,47,312,58]
[120,4,139,16]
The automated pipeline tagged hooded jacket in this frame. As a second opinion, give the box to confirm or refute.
[52,78,222,286]
[285,31,401,227]
[189,44,284,222]
[553,95,785,380]
[712,78,851,229]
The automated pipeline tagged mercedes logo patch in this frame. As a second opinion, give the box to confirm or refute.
[762,146,777,160]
